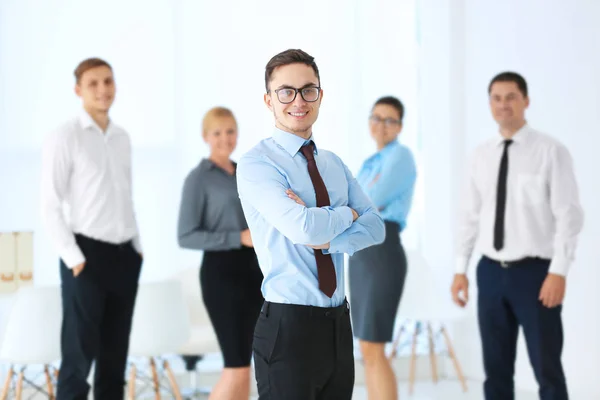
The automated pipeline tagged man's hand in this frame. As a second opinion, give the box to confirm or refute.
[286,189,306,206]
[539,273,566,308]
[241,229,253,247]
[73,262,85,277]
[451,274,469,307]
[368,174,381,188]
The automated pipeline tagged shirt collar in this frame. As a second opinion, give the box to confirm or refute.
[379,139,399,156]
[201,158,237,171]
[496,122,531,146]
[78,109,112,134]
[365,139,399,163]
[200,159,214,170]
[272,127,319,157]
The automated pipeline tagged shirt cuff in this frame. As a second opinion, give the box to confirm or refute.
[455,256,470,275]
[325,232,356,256]
[132,235,143,254]
[62,246,86,269]
[548,257,570,277]
[227,231,243,248]
[334,206,354,230]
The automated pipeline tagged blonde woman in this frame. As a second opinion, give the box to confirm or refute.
[177,107,264,399]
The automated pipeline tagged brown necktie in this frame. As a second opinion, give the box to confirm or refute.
[300,142,337,298]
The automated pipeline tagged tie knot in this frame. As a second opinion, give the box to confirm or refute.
[300,142,315,161]
[504,139,513,148]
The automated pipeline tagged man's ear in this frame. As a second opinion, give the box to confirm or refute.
[264,92,273,111]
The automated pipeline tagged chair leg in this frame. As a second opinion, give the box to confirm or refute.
[163,360,182,400]
[0,367,14,400]
[127,363,137,400]
[408,322,419,395]
[441,325,468,392]
[15,369,24,400]
[427,322,438,383]
[388,322,406,360]
[149,357,161,400]
[44,365,55,400]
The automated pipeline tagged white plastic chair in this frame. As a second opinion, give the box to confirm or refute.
[127,280,190,400]
[0,285,62,399]
[174,265,220,397]
[391,249,468,394]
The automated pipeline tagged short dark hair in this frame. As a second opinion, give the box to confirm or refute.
[488,71,528,97]
[74,58,112,84]
[264,49,320,93]
[373,96,405,122]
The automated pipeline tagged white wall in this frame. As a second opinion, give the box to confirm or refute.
[417,0,600,397]
[0,0,180,285]
[0,0,420,283]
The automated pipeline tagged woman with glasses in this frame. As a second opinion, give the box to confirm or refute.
[348,96,417,400]
[177,106,264,400]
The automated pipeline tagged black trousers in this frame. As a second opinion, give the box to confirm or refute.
[477,256,568,400]
[56,234,142,400]
[253,300,354,400]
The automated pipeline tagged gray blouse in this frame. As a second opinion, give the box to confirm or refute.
[177,159,248,251]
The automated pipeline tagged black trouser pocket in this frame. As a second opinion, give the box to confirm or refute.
[252,311,281,365]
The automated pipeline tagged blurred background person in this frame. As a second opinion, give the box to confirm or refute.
[451,72,583,400]
[348,96,417,400]
[40,58,144,400]
[177,106,264,400]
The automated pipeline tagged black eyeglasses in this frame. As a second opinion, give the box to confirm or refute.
[369,115,401,127]
[272,86,321,104]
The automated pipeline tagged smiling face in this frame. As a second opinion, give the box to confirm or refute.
[489,81,529,132]
[369,103,403,149]
[264,63,322,139]
[75,65,115,114]
[203,115,238,159]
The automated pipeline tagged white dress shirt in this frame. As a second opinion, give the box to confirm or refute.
[455,124,584,276]
[41,111,142,268]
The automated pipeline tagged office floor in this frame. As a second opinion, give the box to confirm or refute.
[7,366,538,400]
[4,350,538,400]
[351,382,537,400]
[180,354,538,400]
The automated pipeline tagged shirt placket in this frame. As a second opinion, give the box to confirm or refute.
[104,134,124,242]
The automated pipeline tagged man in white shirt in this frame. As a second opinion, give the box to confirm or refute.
[451,72,583,400]
[41,58,143,400]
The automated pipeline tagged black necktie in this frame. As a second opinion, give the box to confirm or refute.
[494,140,513,251]
[299,142,337,298]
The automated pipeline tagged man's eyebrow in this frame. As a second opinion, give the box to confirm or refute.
[275,82,319,90]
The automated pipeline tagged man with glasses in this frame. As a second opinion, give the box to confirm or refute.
[236,49,385,399]
[348,95,416,400]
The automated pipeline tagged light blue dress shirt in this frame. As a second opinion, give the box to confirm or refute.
[237,128,385,307]
[356,140,416,231]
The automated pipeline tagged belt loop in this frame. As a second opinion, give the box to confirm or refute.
[264,302,270,318]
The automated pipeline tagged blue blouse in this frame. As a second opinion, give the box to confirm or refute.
[356,140,417,231]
